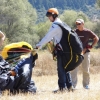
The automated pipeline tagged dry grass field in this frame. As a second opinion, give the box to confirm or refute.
[0,49,100,100]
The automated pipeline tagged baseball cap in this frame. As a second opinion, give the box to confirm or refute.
[76,19,84,24]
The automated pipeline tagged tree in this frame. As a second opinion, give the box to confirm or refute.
[0,0,38,46]
[97,0,100,7]
[60,10,90,29]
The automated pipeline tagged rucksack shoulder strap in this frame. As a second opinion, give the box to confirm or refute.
[53,22,71,32]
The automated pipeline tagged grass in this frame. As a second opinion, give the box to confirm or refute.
[0,49,100,100]
[1,74,100,100]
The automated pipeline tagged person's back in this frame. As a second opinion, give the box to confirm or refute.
[53,22,84,72]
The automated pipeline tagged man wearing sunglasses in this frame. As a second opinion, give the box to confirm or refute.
[71,19,99,89]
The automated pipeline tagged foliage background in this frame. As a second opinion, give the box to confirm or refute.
[0,1,100,99]
[0,0,100,47]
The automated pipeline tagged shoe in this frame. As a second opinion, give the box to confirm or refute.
[84,85,90,89]
[53,87,67,93]
[68,86,75,92]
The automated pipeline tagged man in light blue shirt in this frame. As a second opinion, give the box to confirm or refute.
[36,8,74,93]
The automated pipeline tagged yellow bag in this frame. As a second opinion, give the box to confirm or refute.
[1,41,33,60]
[47,41,57,61]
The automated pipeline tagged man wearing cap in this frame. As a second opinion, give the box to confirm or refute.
[71,19,99,89]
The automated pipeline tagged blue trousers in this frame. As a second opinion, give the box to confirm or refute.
[57,52,72,89]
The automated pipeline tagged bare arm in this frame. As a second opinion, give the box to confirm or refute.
[0,31,5,46]
[81,34,99,55]
[91,35,99,47]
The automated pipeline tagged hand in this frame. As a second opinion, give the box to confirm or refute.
[35,44,41,49]
[35,46,39,49]
[81,48,87,55]
[86,45,92,49]
[8,71,16,76]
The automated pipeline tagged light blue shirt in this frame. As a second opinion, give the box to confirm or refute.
[36,18,63,49]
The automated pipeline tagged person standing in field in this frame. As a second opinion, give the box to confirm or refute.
[36,8,75,92]
[71,19,99,89]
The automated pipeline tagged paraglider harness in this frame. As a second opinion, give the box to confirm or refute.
[48,22,84,72]
[1,41,38,66]
[0,41,38,93]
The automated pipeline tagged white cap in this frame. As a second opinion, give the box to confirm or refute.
[76,19,84,24]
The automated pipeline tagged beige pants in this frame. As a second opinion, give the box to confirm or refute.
[71,52,90,87]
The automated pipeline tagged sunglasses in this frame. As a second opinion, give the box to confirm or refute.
[76,23,81,25]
